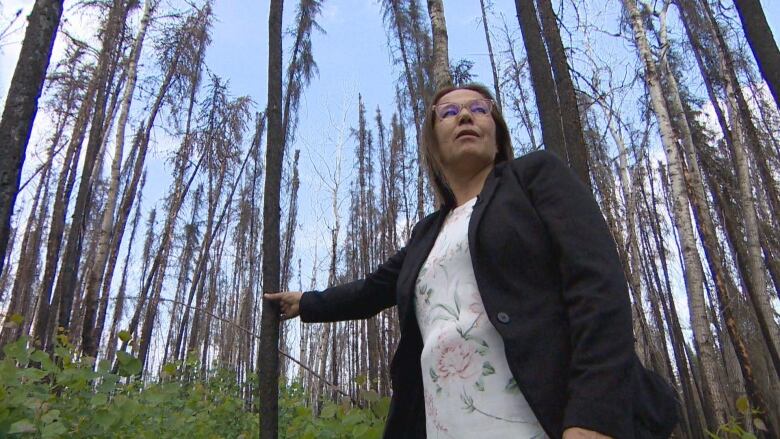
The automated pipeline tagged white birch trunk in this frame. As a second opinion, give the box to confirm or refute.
[80,0,156,356]
[622,0,728,424]
[603,103,657,365]
[427,0,451,89]
[718,47,780,362]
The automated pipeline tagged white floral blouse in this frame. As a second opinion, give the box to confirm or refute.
[414,197,549,439]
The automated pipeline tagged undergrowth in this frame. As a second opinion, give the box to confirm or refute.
[0,337,388,438]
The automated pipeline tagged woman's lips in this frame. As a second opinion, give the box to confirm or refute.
[456,130,479,139]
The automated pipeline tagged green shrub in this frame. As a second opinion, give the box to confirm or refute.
[0,337,389,438]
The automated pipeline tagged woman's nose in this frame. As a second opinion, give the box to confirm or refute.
[457,108,473,124]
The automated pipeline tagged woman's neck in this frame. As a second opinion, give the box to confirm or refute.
[445,163,494,207]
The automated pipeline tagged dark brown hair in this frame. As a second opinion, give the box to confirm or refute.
[422,83,514,208]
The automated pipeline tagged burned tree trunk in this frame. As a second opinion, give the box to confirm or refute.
[0,0,63,279]
[733,0,780,110]
[258,0,284,435]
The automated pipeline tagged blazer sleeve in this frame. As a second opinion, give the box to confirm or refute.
[513,151,635,438]
[298,221,423,323]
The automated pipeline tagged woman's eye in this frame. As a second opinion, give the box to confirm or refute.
[470,103,489,114]
[441,105,459,118]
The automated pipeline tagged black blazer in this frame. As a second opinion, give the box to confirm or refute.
[300,151,678,438]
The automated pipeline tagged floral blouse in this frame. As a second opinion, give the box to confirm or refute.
[414,197,548,439]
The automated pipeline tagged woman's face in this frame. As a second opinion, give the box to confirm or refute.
[433,89,498,175]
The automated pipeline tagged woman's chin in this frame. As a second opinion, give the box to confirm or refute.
[443,154,494,176]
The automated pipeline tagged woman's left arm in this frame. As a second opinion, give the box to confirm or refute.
[513,151,633,438]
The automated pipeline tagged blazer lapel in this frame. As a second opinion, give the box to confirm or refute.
[468,165,502,252]
[396,210,447,335]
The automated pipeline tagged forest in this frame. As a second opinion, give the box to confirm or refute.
[0,0,779,437]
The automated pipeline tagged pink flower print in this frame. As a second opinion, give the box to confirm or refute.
[468,302,485,327]
[435,338,481,385]
[424,390,449,433]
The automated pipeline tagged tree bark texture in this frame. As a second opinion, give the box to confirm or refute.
[51,0,128,341]
[81,0,156,358]
[536,0,592,189]
[258,0,284,436]
[623,0,728,426]
[733,0,780,110]
[426,0,451,90]
[700,0,780,380]
[0,0,63,279]
[514,0,567,161]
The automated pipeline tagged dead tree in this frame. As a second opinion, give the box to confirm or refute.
[0,0,63,279]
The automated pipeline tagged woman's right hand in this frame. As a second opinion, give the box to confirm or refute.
[263,291,303,320]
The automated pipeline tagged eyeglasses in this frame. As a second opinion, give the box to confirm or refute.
[432,98,494,120]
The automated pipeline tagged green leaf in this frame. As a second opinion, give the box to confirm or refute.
[144,391,167,406]
[482,361,495,376]
[116,351,142,377]
[18,367,48,382]
[361,389,379,402]
[41,409,60,424]
[370,397,391,420]
[736,396,750,415]
[320,404,337,419]
[343,411,364,426]
[352,424,370,437]
[353,374,367,386]
[41,421,67,438]
[754,417,768,432]
[3,338,30,363]
[30,350,57,373]
[93,409,118,430]
[118,330,132,342]
[162,363,178,377]
[8,419,36,434]
[91,393,108,407]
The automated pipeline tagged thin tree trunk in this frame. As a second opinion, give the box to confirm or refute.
[33,76,97,351]
[383,0,428,220]
[701,0,780,379]
[51,0,128,342]
[602,102,659,369]
[514,0,566,160]
[81,0,156,358]
[500,19,538,152]
[0,159,51,349]
[103,171,145,364]
[623,0,728,426]
[478,0,501,110]
[655,4,776,424]
[642,159,705,438]
[258,0,284,435]
[536,0,591,188]
[0,0,63,279]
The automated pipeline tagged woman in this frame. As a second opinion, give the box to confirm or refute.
[265,84,678,439]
